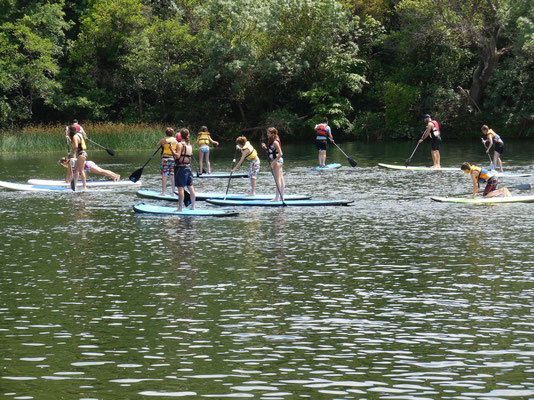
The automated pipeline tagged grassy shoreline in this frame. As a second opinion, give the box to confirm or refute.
[0,123,175,153]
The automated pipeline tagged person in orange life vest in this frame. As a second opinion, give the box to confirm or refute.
[460,162,510,199]
[68,125,88,190]
[232,136,260,196]
[418,114,441,169]
[481,125,504,172]
[193,126,219,175]
[65,119,86,144]
[314,117,334,167]
[261,127,284,201]
[156,128,178,196]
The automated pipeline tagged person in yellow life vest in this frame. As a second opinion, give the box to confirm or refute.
[193,126,219,175]
[481,125,504,172]
[460,162,510,199]
[232,136,260,196]
[68,124,88,190]
[156,128,178,196]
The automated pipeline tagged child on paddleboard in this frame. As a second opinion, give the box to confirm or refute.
[261,127,284,201]
[193,126,219,175]
[482,125,504,172]
[156,128,178,196]
[232,136,260,196]
[461,162,510,198]
[170,128,196,211]
[59,157,120,182]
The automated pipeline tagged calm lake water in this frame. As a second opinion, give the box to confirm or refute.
[1,139,533,399]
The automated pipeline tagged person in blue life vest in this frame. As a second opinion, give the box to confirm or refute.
[261,127,284,201]
[460,162,510,198]
[193,126,219,175]
[156,128,179,196]
[232,136,260,196]
[170,128,196,211]
[418,114,441,169]
[314,117,334,167]
[482,125,504,172]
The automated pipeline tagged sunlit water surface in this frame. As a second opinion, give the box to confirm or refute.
[1,140,533,399]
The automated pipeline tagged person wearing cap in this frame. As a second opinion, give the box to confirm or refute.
[418,114,441,169]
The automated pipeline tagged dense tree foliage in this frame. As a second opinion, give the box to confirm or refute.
[1,0,533,138]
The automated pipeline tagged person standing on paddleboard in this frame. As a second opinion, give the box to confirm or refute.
[59,157,120,182]
[156,128,178,196]
[68,125,88,190]
[232,136,260,196]
[461,162,510,198]
[418,114,441,169]
[481,125,504,172]
[170,128,196,211]
[193,126,219,175]
[65,119,86,144]
[314,117,334,168]
[261,127,285,201]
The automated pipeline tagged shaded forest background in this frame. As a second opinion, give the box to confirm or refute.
[1,0,534,140]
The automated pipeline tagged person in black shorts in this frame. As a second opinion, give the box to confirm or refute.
[418,114,441,169]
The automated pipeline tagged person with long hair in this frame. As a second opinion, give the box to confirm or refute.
[59,157,120,182]
[170,128,196,211]
[261,127,284,201]
[193,126,219,175]
[68,125,88,190]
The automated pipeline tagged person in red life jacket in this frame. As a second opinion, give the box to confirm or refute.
[460,162,510,198]
[261,127,284,201]
[481,125,504,172]
[314,117,334,167]
[65,119,86,144]
[418,114,441,169]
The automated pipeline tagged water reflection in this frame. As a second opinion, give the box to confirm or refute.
[1,143,533,398]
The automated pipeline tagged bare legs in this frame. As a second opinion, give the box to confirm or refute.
[272,162,284,201]
[88,165,120,181]
[177,186,195,211]
[318,150,327,167]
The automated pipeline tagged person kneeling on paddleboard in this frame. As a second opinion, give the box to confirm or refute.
[419,114,441,169]
[170,128,196,212]
[461,162,510,199]
[232,136,260,196]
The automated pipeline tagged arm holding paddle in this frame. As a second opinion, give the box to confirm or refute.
[230,146,248,172]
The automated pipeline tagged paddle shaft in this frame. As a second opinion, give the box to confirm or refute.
[406,130,426,166]
[263,140,286,205]
[330,140,357,167]
[129,146,161,182]
[224,148,239,200]
[86,138,115,156]
[481,138,495,170]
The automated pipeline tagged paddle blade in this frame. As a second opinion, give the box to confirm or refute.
[184,189,191,206]
[404,158,411,167]
[106,148,116,156]
[129,167,143,182]
[348,158,357,167]
[513,184,531,191]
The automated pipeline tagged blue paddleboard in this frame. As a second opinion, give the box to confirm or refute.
[312,163,342,171]
[133,203,238,217]
[137,189,311,202]
[205,198,353,207]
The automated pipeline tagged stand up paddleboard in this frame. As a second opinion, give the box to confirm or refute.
[378,163,531,177]
[137,189,311,202]
[0,181,71,192]
[28,179,141,187]
[312,163,342,171]
[431,195,534,204]
[196,172,247,179]
[378,163,459,171]
[133,203,238,216]
[206,198,353,207]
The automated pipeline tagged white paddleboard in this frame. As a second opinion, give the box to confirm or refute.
[431,195,534,204]
[28,179,141,187]
[0,180,71,192]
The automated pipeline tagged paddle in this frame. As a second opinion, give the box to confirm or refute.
[224,148,239,200]
[263,138,286,206]
[481,138,495,170]
[129,146,162,182]
[330,140,357,167]
[405,130,425,167]
[86,137,115,156]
